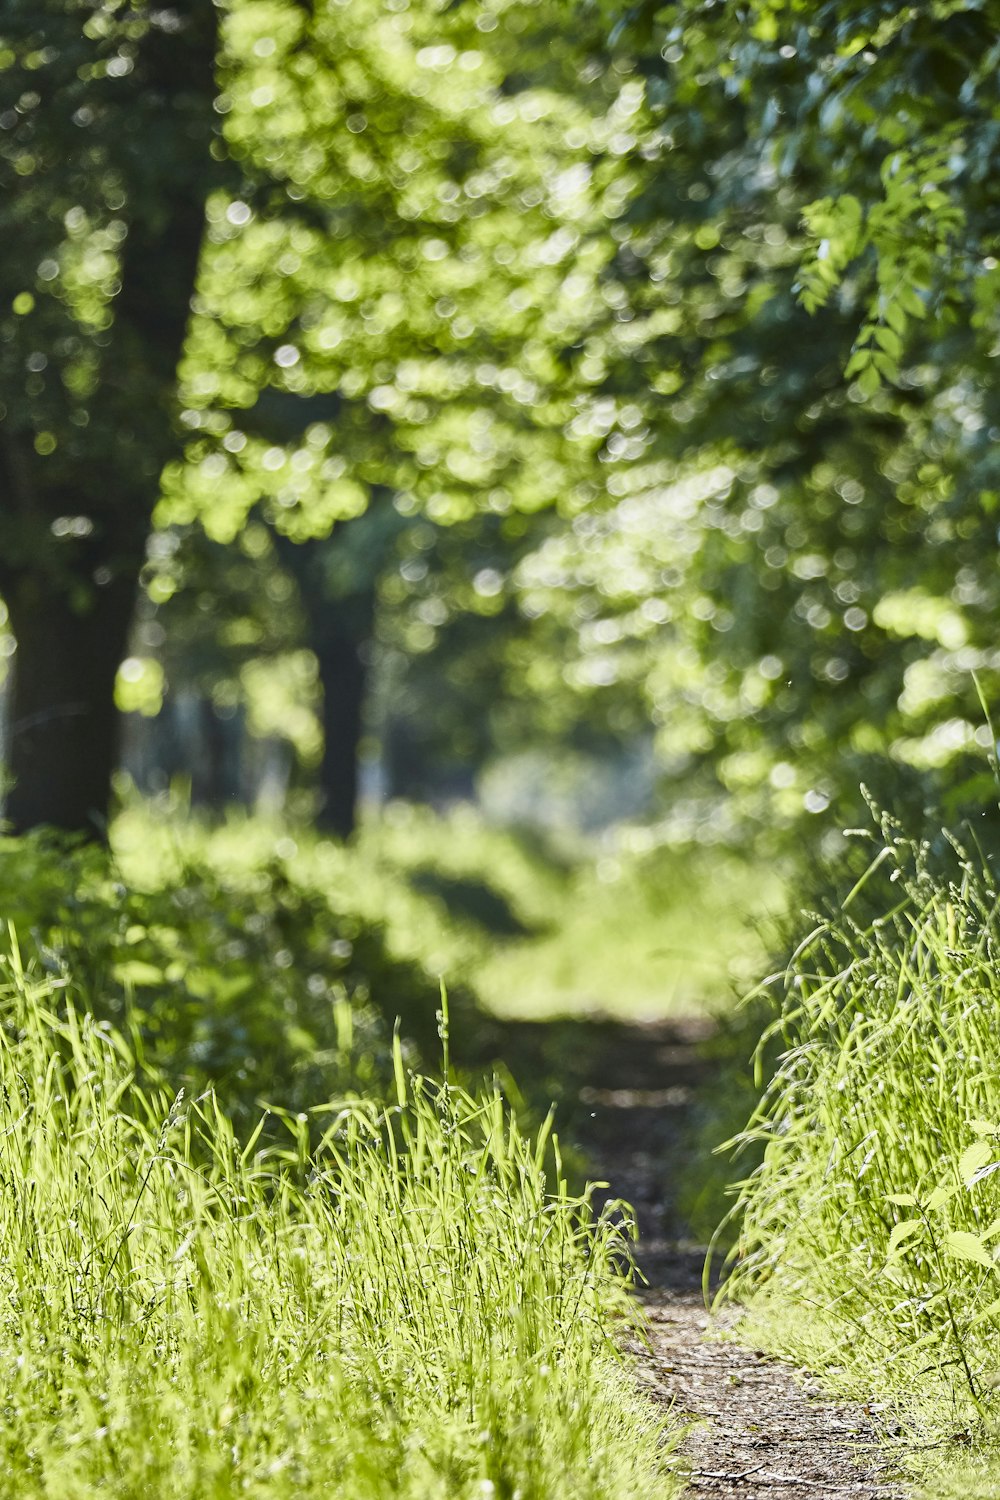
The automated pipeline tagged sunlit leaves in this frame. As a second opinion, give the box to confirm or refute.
[552,0,1000,834]
[156,0,614,541]
[798,194,865,314]
[802,133,968,389]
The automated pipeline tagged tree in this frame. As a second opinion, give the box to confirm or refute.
[125,496,579,833]
[552,0,1000,835]
[1,0,612,835]
[271,500,401,837]
[0,0,221,834]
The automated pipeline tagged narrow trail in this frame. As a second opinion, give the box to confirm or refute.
[570,1019,909,1500]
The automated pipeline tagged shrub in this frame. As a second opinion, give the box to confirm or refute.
[0,828,471,1121]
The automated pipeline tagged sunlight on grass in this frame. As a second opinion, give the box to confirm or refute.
[723,808,1000,1486]
[477,842,783,1021]
[0,933,679,1499]
[353,804,785,1022]
[113,800,784,1025]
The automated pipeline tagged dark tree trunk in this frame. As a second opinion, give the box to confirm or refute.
[272,529,381,841]
[191,699,245,809]
[4,575,137,836]
[313,621,372,839]
[0,0,220,835]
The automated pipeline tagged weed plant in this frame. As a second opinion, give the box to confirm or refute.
[725,806,1000,1438]
[0,933,677,1499]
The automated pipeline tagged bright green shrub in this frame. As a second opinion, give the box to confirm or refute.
[0,828,481,1121]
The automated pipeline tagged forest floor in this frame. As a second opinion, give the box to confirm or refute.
[564,1017,910,1500]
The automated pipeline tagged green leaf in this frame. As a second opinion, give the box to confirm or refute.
[944,1231,995,1271]
[885,1192,918,1207]
[887,1218,924,1256]
[959,1141,994,1185]
[897,284,927,318]
[873,325,902,359]
[884,300,907,334]
[856,364,881,398]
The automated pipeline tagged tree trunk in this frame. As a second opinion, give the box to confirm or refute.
[4,576,137,837]
[313,622,372,839]
[0,0,220,835]
[272,528,381,841]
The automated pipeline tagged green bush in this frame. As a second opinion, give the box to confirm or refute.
[0,826,483,1121]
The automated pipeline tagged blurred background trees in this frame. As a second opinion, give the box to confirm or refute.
[2,0,999,855]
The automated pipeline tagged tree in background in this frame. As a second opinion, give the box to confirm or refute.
[555,0,1000,835]
[13,0,994,846]
[152,0,613,831]
[122,496,582,836]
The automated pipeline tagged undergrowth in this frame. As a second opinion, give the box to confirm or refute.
[0,933,679,1499]
[723,804,1000,1472]
[113,799,777,1025]
[0,818,498,1124]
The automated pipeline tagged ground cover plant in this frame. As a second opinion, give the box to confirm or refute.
[722,805,1000,1483]
[110,798,773,1034]
[0,933,679,1499]
[0,815,499,1124]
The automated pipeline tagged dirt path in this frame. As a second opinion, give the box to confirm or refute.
[570,1018,908,1500]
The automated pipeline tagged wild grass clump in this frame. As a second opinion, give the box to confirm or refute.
[725,809,1000,1432]
[0,932,677,1499]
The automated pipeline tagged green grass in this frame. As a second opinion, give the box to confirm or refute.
[112,800,779,1024]
[0,799,787,1497]
[720,811,1000,1486]
[475,837,781,1022]
[0,932,679,1499]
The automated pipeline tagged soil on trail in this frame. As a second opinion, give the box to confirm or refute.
[565,1017,908,1500]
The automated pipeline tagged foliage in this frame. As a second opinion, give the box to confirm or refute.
[0,0,621,833]
[767,2,1000,387]
[0,0,219,580]
[0,942,679,1498]
[0,0,605,553]
[0,818,492,1123]
[159,0,611,544]
[725,808,1000,1439]
[112,800,555,1018]
[536,0,1000,838]
[1,798,770,1134]
[7,0,1000,845]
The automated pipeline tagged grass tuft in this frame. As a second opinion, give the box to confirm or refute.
[723,810,1000,1462]
[0,928,678,1498]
